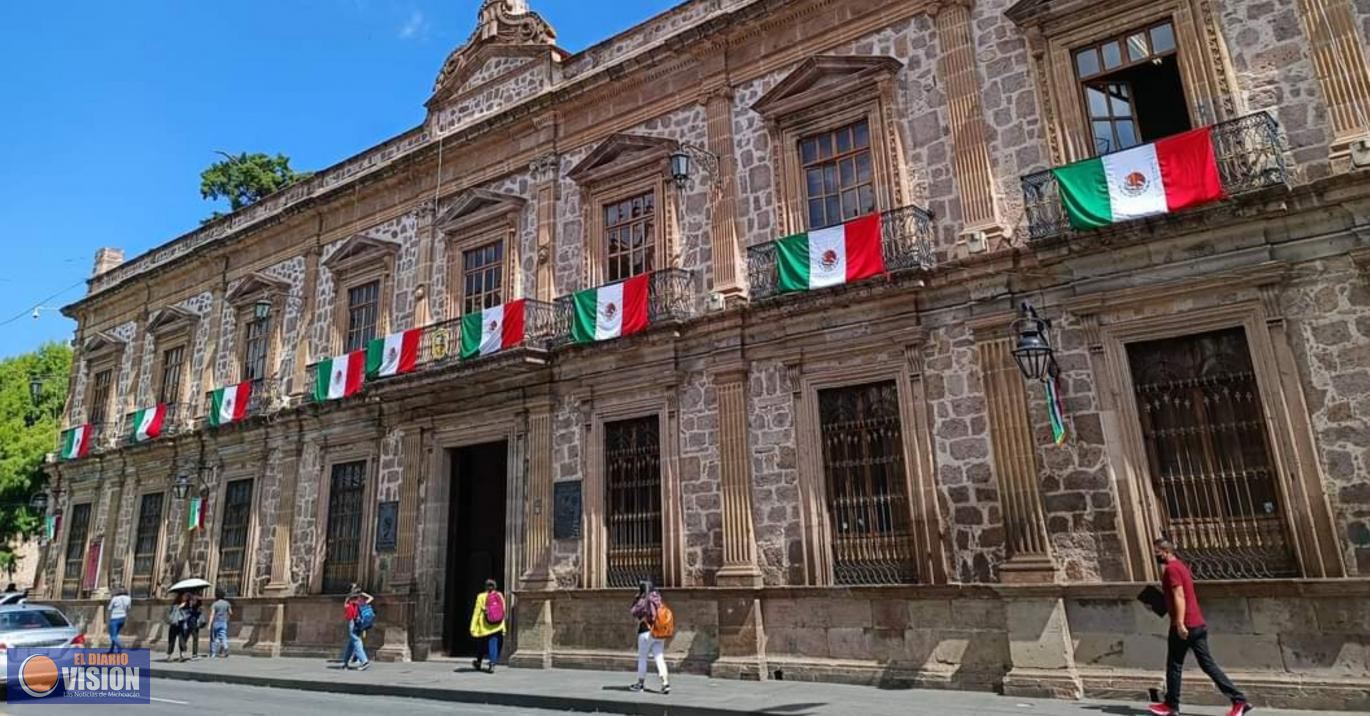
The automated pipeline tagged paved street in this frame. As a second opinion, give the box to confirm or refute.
[0,680,568,715]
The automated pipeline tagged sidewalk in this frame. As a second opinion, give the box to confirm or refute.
[150,655,1338,716]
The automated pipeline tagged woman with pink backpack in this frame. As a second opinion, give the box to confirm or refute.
[469,578,506,673]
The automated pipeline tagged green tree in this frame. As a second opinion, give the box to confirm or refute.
[0,342,72,579]
[199,152,311,220]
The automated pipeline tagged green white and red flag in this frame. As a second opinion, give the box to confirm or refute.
[129,404,167,443]
[209,382,251,427]
[60,425,92,460]
[366,328,421,379]
[1052,127,1224,230]
[314,350,365,401]
[187,495,205,531]
[460,299,526,359]
[571,274,649,344]
[775,213,884,293]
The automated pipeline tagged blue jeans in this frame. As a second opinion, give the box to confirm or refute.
[340,625,368,667]
[477,633,501,667]
[108,618,125,652]
[210,623,229,656]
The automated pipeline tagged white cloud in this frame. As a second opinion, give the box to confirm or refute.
[398,9,428,40]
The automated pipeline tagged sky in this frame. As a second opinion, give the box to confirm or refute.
[0,0,681,358]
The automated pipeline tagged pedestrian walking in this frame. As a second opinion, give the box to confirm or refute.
[184,593,205,660]
[107,587,131,653]
[165,592,189,662]
[1148,539,1252,716]
[338,585,372,671]
[629,580,672,695]
[469,578,506,673]
[209,588,233,658]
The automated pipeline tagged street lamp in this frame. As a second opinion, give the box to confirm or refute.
[28,493,47,512]
[29,377,42,405]
[253,300,272,321]
[1011,301,1056,382]
[669,150,692,190]
[667,144,719,191]
[172,474,193,501]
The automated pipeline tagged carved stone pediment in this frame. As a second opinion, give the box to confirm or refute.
[566,134,677,185]
[146,305,198,335]
[82,331,126,356]
[751,55,903,119]
[320,235,402,274]
[224,272,291,305]
[426,0,560,109]
[437,189,527,233]
[1004,0,1098,28]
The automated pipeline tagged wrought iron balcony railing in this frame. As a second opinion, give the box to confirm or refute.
[550,268,698,347]
[746,205,935,301]
[202,377,273,423]
[407,298,567,369]
[1020,111,1288,241]
[122,403,184,443]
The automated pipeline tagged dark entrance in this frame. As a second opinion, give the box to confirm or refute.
[443,441,508,658]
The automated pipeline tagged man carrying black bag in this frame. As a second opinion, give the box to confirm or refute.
[1147,538,1252,716]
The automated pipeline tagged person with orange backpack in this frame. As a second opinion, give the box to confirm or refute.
[470,578,506,673]
[629,579,673,695]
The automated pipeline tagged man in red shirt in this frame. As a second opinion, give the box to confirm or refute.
[1149,539,1251,716]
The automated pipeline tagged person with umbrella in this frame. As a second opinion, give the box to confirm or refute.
[166,578,210,662]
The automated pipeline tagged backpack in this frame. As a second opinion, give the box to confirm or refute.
[484,591,505,625]
[355,602,376,631]
[650,602,675,639]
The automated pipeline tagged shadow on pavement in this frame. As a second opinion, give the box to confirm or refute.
[1080,705,1148,716]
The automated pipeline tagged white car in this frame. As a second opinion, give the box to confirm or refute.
[0,603,86,683]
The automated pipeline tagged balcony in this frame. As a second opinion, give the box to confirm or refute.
[122,403,184,444]
[746,205,935,301]
[202,377,274,425]
[1020,112,1288,242]
[405,298,567,369]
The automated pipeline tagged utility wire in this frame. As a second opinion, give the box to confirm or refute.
[0,279,86,328]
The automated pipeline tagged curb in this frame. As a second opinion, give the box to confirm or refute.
[152,668,753,716]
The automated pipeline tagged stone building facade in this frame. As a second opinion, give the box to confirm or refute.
[36,0,1370,709]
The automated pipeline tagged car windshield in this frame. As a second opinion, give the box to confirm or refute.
[0,610,69,630]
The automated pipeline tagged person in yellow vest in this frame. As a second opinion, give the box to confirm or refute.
[469,578,506,673]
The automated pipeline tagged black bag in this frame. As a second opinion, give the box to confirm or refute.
[1137,585,1168,617]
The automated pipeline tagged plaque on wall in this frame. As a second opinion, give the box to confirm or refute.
[553,481,582,540]
[375,501,399,553]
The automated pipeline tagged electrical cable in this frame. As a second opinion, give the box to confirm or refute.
[0,279,86,327]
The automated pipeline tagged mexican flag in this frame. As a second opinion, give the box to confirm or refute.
[571,274,649,344]
[314,350,365,401]
[187,495,205,531]
[129,405,167,443]
[776,213,884,293]
[60,425,92,460]
[366,328,421,379]
[461,300,525,359]
[1052,127,1224,230]
[209,382,251,427]
[44,514,59,541]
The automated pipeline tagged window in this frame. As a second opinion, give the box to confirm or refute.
[242,311,270,383]
[800,119,876,229]
[461,241,504,315]
[604,192,656,282]
[0,609,70,630]
[216,479,254,598]
[1073,20,1190,155]
[604,416,662,588]
[158,345,185,406]
[345,281,381,353]
[61,503,92,600]
[130,492,164,598]
[1128,327,1297,579]
[818,381,916,585]
[321,461,366,594]
[88,369,113,426]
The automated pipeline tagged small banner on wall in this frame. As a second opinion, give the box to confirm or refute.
[187,496,205,531]
[80,539,102,593]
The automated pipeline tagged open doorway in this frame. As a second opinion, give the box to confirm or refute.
[442,440,507,659]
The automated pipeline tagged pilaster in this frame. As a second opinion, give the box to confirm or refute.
[412,200,437,327]
[934,0,1008,251]
[1295,0,1370,172]
[530,154,559,303]
[705,87,746,298]
[393,427,426,589]
[714,368,762,587]
[264,428,302,595]
[520,403,556,590]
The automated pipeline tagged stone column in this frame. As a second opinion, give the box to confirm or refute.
[1295,0,1370,172]
[530,154,559,303]
[705,88,746,299]
[264,428,302,595]
[93,460,127,598]
[713,369,763,586]
[290,248,320,396]
[521,403,556,590]
[393,427,426,589]
[976,335,1055,583]
[412,201,436,327]
[934,0,1007,250]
